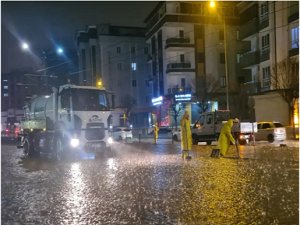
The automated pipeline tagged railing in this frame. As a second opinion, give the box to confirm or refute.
[167,87,192,94]
[166,37,190,45]
[166,62,193,73]
[240,18,258,40]
[239,51,260,68]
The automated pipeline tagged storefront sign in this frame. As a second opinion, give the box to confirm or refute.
[152,96,163,106]
[175,93,191,102]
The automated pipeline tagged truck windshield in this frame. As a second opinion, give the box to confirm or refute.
[71,88,108,111]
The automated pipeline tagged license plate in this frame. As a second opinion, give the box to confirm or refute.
[85,143,104,152]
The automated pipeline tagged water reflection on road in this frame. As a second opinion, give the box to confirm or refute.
[1,141,299,224]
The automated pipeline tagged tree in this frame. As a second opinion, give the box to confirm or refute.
[120,94,136,124]
[170,103,185,131]
[195,75,220,114]
[271,57,299,137]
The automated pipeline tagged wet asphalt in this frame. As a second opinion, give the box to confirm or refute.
[1,139,299,225]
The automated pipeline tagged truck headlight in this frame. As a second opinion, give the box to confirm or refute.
[70,138,80,148]
[107,137,113,144]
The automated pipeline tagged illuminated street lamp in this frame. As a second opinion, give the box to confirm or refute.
[209,1,229,110]
[57,47,64,55]
[21,42,29,50]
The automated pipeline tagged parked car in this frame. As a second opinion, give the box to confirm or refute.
[148,127,172,138]
[112,127,133,141]
[172,129,181,141]
[255,122,286,143]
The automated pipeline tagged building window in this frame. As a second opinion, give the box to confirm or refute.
[145,80,150,87]
[117,63,122,71]
[146,95,150,103]
[262,66,270,88]
[262,34,270,50]
[220,53,225,64]
[3,86,8,89]
[132,80,137,87]
[260,2,269,19]
[117,47,121,54]
[179,30,184,38]
[220,76,226,87]
[180,54,185,63]
[291,27,299,49]
[144,47,148,54]
[181,78,186,87]
[131,62,137,71]
[131,47,135,54]
[4,93,8,97]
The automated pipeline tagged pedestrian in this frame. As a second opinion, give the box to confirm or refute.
[217,119,236,157]
[153,122,159,144]
[180,111,192,159]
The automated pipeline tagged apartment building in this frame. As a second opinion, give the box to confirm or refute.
[237,1,299,125]
[145,1,242,126]
[76,25,152,127]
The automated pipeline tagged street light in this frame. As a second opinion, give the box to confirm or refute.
[209,1,229,110]
[21,42,29,50]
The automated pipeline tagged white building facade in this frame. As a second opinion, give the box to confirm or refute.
[237,1,299,125]
[144,1,242,126]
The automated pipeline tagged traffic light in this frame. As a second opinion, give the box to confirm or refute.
[97,79,103,88]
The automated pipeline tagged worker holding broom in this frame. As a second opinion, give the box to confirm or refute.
[217,118,238,157]
[180,111,192,160]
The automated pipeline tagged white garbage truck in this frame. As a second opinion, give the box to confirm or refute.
[191,110,257,145]
[19,84,115,160]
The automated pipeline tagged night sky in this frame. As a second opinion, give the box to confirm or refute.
[1,1,158,73]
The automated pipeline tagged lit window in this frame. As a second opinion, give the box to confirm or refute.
[131,62,137,71]
[4,93,8,97]
[262,66,270,88]
[291,27,299,49]
[3,86,8,89]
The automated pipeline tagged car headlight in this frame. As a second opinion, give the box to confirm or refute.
[107,137,113,144]
[70,138,80,148]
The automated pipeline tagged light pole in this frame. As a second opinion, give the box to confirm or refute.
[209,1,229,110]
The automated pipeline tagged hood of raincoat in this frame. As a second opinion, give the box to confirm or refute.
[227,119,234,128]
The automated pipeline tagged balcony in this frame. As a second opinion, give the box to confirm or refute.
[236,41,251,54]
[240,18,258,40]
[166,62,195,73]
[260,49,270,62]
[236,68,252,83]
[239,51,260,68]
[165,37,194,49]
[167,87,192,95]
[240,82,261,94]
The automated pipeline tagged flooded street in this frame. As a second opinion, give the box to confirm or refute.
[1,140,299,225]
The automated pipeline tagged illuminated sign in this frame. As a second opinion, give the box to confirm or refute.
[175,94,191,102]
[152,96,163,106]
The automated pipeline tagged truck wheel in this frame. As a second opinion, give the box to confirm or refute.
[55,138,64,161]
[23,138,35,158]
[267,134,274,143]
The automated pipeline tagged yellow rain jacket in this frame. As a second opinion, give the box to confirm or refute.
[154,123,159,140]
[180,117,192,151]
[218,119,236,156]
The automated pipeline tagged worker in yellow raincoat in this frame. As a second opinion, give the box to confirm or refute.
[153,122,159,144]
[217,119,236,157]
[180,111,192,159]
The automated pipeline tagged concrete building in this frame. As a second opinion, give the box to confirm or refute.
[144,1,243,126]
[76,25,153,128]
[237,1,299,125]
